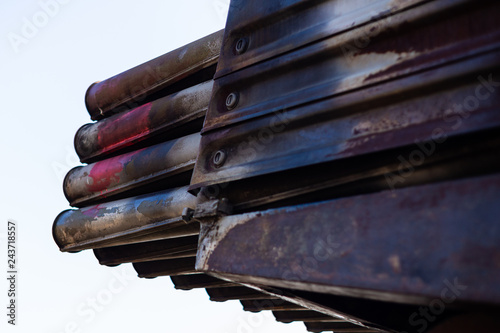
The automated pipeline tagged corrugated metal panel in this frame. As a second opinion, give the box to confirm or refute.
[190,0,500,191]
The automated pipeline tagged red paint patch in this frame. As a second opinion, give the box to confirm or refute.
[81,204,104,217]
[87,153,135,193]
[97,102,152,154]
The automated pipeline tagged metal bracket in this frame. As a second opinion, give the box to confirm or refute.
[193,198,233,220]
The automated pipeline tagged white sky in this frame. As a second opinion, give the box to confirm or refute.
[0,1,306,332]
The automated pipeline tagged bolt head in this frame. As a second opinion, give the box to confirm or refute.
[225,92,239,110]
[213,150,227,167]
[235,37,248,54]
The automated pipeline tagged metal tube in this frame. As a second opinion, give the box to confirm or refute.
[85,30,223,120]
[76,80,212,163]
[133,257,197,278]
[170,274,237,290]
[241,299,304,312]
[206,287,274,302]
[53,186,197,252]
[93,235,199,266]
[64,133,200,207]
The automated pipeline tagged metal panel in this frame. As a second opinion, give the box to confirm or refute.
[76,80,212,163]
[53,186,197,252]
[217,0,432,78]
[190,128,500,215]
[196,174,500,306]
[64,133,200,207]
[305,321,378,333]
[192,56,500,190]
[85,30,223,120]
[205,0,500,132]
[232,284,443,333]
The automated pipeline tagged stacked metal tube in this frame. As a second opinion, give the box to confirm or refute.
[53,30,223,269]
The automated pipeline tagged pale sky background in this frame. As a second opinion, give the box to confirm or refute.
[0,1,306,332]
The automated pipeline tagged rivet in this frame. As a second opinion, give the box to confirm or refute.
[213,150,227,167]
[225,92,239,110]
[235,37,248,55]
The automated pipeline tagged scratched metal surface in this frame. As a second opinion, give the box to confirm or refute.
[205,0,500,131]
[216,0,433,78]
[52,1,500,331]
[191,0,500,192]
[196,174,500,306]
[85,29,223,120]
[76,80,212,163]
[53,186,197,252]
[191,59,500,190]
[64,133,200,207]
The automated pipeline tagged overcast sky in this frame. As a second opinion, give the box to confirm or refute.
[0,1,306,332]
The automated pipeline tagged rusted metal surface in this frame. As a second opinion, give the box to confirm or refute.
[76,80,212,163]
[192,58,500,191]
[85,30,223,120]
[133,257,197,278]
[204,0,500,132]
[206,286,276,302]
[53,0,500,331]
[216,0,432,78]
[93,235,199,266]
[170,273,238,290]
[53,186,197,252]
[64,133,200,207]
[197,174,500,306]
[192,120,500,214]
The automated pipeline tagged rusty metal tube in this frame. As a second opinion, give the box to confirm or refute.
[53,186,197,252]
[85,30,223,120]
[76,80,212,163]
[64,132,200,207]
